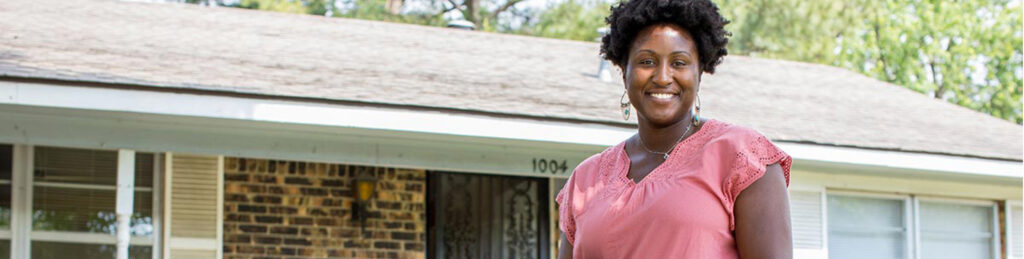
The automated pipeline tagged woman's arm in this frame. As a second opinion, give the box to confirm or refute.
[735,163,793,259]
[557,233,572,259]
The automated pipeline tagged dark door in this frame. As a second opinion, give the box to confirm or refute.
[427,172,550,259]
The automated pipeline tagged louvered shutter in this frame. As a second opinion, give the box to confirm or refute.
[163,153,223,259]
[790,190,823,249]
[1010,204,1023,259]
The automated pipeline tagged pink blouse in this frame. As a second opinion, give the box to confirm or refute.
[556,119,792,258]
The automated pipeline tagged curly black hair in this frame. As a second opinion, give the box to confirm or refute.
[600,0,730,74]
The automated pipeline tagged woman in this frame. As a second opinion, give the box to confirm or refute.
[556,0,793,258]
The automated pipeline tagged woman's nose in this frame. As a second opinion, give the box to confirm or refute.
[652,64,673,86]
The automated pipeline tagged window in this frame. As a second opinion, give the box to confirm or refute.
[0,145,12,259]
[828,193,908,259]
[827,192,999,259]
[29,146,155,259]
[918,200,995,259]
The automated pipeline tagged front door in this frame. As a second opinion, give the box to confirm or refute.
[427,172,550,259]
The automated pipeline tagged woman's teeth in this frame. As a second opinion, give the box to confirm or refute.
[650,93,675,99]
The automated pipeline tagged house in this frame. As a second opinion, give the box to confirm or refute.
[0,0,1020,258]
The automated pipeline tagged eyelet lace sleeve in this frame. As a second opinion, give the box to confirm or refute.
[723,131,792,230]
[556,173,577,246]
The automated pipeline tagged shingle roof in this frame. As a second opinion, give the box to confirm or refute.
[1,0,1020,161]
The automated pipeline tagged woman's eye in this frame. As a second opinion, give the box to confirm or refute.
[639,59,654,65]
[673,60,687,66]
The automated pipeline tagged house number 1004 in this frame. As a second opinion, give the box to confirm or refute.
[532,158,568,175]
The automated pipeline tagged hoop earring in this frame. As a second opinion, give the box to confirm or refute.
[620,91,631,121]
[692,93,701,126]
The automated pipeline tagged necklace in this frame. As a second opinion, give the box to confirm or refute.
[636,122,694,160]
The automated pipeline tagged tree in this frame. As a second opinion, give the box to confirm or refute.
[234,0,333,15]
[530,0,611,41]
[430,0,532,31]
[719,0,1023,124]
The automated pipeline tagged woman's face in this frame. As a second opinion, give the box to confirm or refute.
[623,23,701,127]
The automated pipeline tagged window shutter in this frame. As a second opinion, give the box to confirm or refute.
[1011,204,1023,259]
[163,153,223,259]
[790,190,823,249]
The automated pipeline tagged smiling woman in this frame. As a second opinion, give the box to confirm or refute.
[555,0,793,258]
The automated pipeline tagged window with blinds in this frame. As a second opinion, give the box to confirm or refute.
[30,146,155,259]
[827,194,908,259]
[919,201,995,259]
[0,145,12,259]
[827,192,1001,259]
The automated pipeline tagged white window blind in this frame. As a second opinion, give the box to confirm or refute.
[790,190,823,249]
[918,201,994,259]
[827,194,907,259]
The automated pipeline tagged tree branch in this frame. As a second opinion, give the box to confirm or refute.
[488,0,524,21]
[438,0,462,15]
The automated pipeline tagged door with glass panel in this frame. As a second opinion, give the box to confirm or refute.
[30,146,156,259]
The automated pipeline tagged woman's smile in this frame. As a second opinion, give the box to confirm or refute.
[644,91,680,105]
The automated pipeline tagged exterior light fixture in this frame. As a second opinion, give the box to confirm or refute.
[352,171,377,235]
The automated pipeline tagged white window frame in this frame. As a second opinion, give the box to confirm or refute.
[914,196,1000,259]
[826,190,915,259]
[8,144,161,259]
[1006,200,1023,259]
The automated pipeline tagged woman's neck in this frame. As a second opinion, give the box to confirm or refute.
[636,114,700,152]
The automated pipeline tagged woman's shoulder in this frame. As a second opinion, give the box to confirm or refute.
[705,119,770,144]
[568,141,623,182]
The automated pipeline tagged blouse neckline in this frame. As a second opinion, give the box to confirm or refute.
[614,119,724,186]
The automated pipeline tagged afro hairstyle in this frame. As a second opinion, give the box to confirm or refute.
[600,0,730,74]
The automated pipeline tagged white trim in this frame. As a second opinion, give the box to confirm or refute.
[820,187,828,257]
[916,196,997,206]
[152,153,162,259]
[0,81,1019,180]
[993,204,1001,259]
[167,237,219,250]
[779,142,1021,180]
[904,196,914,259]
[33,181,153,192]
[827,189,910,200]
[912,197,921,259]
[162,153,172,259]
[1007,200,1023,259]
[215,155,224,259]
[31,231,153,245]
[11,145,33,259]
[115,149,135,259]
[0,180,11,185]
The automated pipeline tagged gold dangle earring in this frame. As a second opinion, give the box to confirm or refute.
[692,93,701,126]
[620,91,631,120]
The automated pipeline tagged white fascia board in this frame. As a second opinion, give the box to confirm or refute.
[0,81,1020,180]
[0,81,629,147]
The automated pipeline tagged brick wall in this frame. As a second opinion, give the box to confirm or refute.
[223,158,427,259]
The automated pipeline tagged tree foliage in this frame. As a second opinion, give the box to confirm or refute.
[720,0,1023,124]
[531,0,610,41]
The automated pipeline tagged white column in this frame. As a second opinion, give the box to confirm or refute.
[11,145,32,259]
[116,150,136,259]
